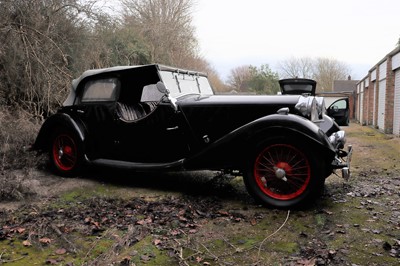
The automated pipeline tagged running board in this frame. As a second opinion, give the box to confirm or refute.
[90,158,185,171]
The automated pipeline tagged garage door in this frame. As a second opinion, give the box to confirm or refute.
[359,92,363,124]
[378,79,386,130]
[394,70,400,135]
[373,82,377,126]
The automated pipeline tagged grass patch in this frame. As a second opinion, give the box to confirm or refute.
[0,240,54,265]
[129,235,175,265]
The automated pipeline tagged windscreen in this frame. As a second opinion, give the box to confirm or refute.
[159,70,214,98]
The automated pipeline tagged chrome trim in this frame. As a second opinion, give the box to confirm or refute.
[342,167,350,180]
[331,144,353,180]
[277,107,289,115]
[166,126,179,131]
[314,96,326,119]
[328,130,346,150]
[295,95,318,122]
[342,145,353,180]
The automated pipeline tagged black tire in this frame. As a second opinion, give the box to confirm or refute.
[49,128,83,177]
[243,139,325,208]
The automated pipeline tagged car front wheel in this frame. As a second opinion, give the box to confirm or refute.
[243,141,324,208]
[50,129,83,176]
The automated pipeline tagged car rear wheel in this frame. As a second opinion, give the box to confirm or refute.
[50,129,83,176]
[243,140,324,208]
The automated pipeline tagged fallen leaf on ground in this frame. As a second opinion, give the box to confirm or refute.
[55,248,67,255]
[39,237,52,244]
[297,258,316,266]
[45,259,58,265]
[22,240,32,246]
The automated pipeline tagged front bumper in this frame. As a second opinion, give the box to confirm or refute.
[336,145,352,180]
[329,130,353,180]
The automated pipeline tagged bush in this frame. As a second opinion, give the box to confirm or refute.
[0,107,44,200]
[0,107,42,171]
[0,170,38,200]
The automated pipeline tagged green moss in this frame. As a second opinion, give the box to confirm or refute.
[129,235,175,265]
[60,184,114,202]
[86,237,114,259]
[0,239,74,265]
[315,214,326,227]
[269,241,298,253]
[60,189,84,202]
[234,237,260,250]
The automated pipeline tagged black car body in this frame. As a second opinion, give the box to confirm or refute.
[34,64,352,208]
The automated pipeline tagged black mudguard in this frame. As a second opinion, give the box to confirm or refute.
[33,113,87,152]
[183,113,336,170]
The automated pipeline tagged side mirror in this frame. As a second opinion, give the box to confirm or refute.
[156,81,168,94]
[156,82,178,112]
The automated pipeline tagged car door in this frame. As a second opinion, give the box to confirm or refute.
[114,101,191,163]
[73,77,121,159]
[327,98,349,126]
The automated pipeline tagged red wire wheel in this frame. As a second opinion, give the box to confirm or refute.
[51,132,80,174]
[253,144,311,201]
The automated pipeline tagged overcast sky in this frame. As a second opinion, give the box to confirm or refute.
[192,0,400,80]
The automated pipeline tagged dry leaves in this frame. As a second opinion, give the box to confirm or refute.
[55,248,67,255]
[39,237,52,244]
[22,240,32,247]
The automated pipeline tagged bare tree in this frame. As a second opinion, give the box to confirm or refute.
[277,57,314,79]
[277,56,350,92]
[0,0,122,117]
[227,65,252,92]
[314,57,350,92]
[79,18,151,69]
[0,0,78,117]
[0,0,221,118]
[121,0,225,90]
[122,0,198,67]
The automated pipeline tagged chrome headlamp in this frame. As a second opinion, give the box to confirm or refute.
[295,95,319,122]
[314,96,326,119]
[328,130,346,150]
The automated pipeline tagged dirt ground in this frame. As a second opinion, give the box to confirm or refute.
[1,123,400,265]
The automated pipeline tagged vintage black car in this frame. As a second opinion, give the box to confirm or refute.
[34,64,352,208]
